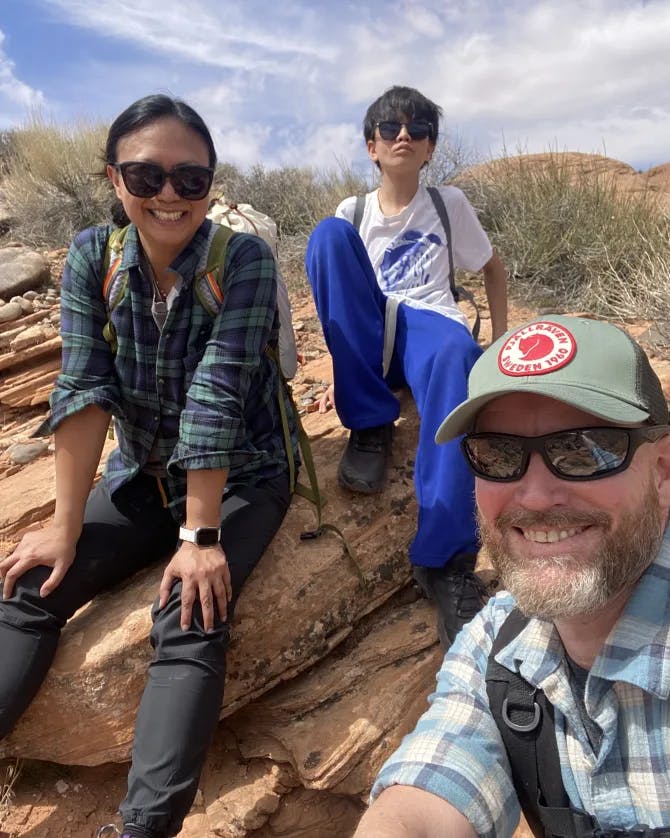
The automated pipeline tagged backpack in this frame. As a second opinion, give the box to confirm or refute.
[486,609,670,838]
[207,197,297,379]
[101,225,362,579]
[352,186,481,340]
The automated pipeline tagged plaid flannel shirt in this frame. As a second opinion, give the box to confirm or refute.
[372,528,670,836]
[47,219,297,520]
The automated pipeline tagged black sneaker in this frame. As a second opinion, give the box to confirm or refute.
[413,553,487,648]
[337,423,394,494]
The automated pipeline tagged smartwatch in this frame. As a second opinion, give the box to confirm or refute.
[178,525,221,547]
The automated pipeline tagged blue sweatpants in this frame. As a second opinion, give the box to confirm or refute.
[306,216,481,568]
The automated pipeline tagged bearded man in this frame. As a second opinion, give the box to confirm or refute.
[354,315,670,838]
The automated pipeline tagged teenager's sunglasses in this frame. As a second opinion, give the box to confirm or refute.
[112,161,214,200]
[461,425,670,482]
[375,120,433,142]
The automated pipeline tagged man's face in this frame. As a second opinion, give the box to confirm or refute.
[475,393,670,619]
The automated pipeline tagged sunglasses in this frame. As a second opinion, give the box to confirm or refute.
[461,425,670,482]
[375,121,433,142]
[112,161,214,200]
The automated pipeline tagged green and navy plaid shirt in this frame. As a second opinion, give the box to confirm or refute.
[372,529,670,836]
[48,219,297,520]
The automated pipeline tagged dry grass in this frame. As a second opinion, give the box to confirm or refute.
[459,152,670,320]
[0,759,22,822]
[0,116,112,248]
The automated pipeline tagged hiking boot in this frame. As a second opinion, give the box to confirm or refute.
[413,553,487,648]
[337,423,394,494]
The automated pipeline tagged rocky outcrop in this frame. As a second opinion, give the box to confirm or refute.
[0,244,50,299]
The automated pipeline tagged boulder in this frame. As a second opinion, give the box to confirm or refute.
[0,246,50,299]
[0,393,423,767]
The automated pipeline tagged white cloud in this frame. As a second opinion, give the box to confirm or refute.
[0,30,45,126]
[6,0,670,170]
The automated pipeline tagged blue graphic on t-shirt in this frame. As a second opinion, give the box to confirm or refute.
[379,229,442,292]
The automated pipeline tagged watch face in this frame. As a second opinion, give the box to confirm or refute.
[196,527,220,546]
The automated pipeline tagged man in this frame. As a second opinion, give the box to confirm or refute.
[355,314,670,837]
[306,86,507,646]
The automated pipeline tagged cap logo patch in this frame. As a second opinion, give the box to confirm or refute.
[498,321,576,377]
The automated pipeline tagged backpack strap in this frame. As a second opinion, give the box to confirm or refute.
[485,612,670,838]
[102,226,132,355]
[487,608,590,838]
[426,186,481,341]
[352,195,366,231]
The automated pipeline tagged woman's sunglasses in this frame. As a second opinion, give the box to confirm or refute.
[375,121,433,142]
[461,425,670,482]
[112,161,214,200]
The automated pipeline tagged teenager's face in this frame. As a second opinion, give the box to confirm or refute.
[475,393,670,619]
[107,116,211,260]
[367,113,434,175]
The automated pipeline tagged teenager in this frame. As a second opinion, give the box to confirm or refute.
[306,85,507,645]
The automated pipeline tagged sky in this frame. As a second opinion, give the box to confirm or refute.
[0,0,668,177]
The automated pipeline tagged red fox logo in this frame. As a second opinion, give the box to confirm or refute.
[518,334,555,361]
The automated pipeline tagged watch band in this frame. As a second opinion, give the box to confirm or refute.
[178,525,221,547]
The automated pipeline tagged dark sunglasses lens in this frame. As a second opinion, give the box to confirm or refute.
[377,121,431,141]
[121,162,164,197]
[171,166,213,199]
[407,121,431,140]
[464,435,526,480]
[545,429,629,477]
[378,121,401,140]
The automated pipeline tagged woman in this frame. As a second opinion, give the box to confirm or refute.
[0,94,297,838]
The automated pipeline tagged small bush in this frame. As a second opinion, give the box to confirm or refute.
[460,153,670,320]
[215,162,370,238]
[0,116,112,248]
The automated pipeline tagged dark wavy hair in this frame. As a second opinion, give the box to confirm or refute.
[363,85,442,145]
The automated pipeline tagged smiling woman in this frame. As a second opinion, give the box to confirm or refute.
[0,94,299,838]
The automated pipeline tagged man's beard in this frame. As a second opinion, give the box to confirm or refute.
[478,479,664,619]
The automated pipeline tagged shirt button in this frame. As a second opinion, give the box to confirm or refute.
[154,416,159,422]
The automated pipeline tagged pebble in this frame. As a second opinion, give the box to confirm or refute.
[0,301,22,323]
[7,440,49,465]
[55,779,69,795]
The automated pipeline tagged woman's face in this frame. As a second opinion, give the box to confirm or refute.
[107,116,212,261]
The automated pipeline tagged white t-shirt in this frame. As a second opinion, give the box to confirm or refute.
[336,184,492,329]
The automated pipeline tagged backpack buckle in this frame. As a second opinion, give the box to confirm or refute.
[502,693,541,732]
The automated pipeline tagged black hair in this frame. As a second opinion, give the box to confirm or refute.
[363,85,442,145]
[105,93,217,167]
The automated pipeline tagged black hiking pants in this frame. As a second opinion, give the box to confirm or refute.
[0,470,290,837]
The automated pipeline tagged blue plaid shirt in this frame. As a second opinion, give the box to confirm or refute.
[47,219,297,520]
[372,529,670,836]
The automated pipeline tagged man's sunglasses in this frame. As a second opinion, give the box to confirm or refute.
[112,161,214,200]
[375,121,433,142]
[461,425,670,482]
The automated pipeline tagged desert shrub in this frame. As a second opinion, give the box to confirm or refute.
[422,131,477,187]
[215,162,370,238]
[460,153,670,320]
[0,116,112,247]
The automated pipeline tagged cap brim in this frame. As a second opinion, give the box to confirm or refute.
[435,382,653,443]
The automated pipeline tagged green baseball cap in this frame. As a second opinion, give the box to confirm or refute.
[435,314,668,443]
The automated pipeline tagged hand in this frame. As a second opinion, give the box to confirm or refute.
[158,541,232,631]
[318,383,336,414]
[0,525,77,599]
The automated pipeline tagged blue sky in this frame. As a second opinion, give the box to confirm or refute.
[0,0,668,175]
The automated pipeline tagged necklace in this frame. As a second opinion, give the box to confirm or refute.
[146,260,169,302]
